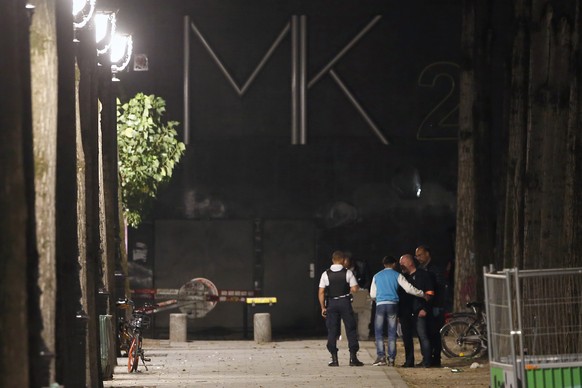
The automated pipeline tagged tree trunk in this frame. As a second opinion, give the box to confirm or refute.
[55,0,86,385]
[98,66,121,318]
[459,0,582,306]
[539,7,572,268]
[502,1,530,269]
[30,0,59,383]
[565,2,582,269]
[523,2,578,269]
[523,3,551,269]
[455,0,496,310]
[77,24,104,386]
[0,1,31,387]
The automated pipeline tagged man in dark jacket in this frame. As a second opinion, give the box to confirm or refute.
[398,254,435,368]
[416,245,448,367]
[343,253,372,290]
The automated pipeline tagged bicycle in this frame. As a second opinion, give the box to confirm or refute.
[440,301,488,358]
[116,299,134,356]
[117,296,187,372]
[127,302,156,373]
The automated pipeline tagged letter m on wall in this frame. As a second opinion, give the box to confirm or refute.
[183,11,388,145]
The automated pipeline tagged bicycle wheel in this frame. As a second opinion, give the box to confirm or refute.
[127,337,140,372]
[440,320,482,358]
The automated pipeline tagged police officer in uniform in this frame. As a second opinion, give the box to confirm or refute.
[318,250,364,367]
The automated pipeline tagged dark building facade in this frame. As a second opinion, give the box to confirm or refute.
[113,0,462,336]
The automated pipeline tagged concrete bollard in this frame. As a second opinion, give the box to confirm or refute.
[169,313,188,342]
[253,313,272,343]
[352,290,372,340]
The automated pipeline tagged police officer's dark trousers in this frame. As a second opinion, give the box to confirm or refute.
[326,297,359,354]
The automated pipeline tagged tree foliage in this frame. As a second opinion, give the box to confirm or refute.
[117,93,185,228]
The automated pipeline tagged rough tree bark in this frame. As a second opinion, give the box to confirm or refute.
[0,1,31,386]
[502,1,530,269]
[458,0,582,307]
[454,0,496,310]
[522,1,579,269]
[523,4,552,269]
[30,0,58,383]
[567,2,582,269]
[538,5,572,268]
[55,0,87,385]
[77,24,104,386]
[98,65,120,318]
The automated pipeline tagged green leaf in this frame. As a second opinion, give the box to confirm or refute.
[117,93,185,228]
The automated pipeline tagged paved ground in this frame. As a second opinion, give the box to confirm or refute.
[103,339,409,388]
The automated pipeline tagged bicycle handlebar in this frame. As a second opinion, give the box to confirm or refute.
[116,298,134,309]
[134,302,159,314]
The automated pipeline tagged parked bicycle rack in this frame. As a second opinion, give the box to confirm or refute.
[484,266,582,388]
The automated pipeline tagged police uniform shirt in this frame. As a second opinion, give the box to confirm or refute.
[319,264,359,289]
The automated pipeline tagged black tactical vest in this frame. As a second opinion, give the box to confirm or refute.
[326,268,350,297]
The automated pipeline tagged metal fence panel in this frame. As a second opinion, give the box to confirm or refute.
[484,267,582,388]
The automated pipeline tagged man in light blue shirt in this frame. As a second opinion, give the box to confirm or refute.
[369,256,425,366]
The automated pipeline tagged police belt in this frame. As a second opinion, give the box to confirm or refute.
[331,293,351,300]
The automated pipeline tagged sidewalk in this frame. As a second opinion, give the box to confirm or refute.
[103,338,409,388]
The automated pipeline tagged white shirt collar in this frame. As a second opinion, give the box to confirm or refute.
[330,264,344,271]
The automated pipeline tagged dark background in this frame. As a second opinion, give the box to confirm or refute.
[110,0,462,337]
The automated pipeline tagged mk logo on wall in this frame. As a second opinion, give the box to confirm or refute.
[184,13,460,144]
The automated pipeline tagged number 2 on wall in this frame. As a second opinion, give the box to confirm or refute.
[416,61,460,141]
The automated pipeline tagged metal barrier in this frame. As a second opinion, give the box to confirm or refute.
[484,266,582,388]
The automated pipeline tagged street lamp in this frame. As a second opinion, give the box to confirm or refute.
[93,8,132,81]
[95,10,116,55]
[73,0,96,30]
[25,3,35,25]
[110,33,133,81]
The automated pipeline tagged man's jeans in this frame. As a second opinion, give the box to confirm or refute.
[374,303,398,360]
[430,307,445,364]
[415,315,432,366]
[400,311,432,366]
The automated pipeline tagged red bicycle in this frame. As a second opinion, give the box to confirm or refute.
[127,302,158,372]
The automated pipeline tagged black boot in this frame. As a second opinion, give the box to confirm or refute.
[349,352,364,366]
[328,352,339,367]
